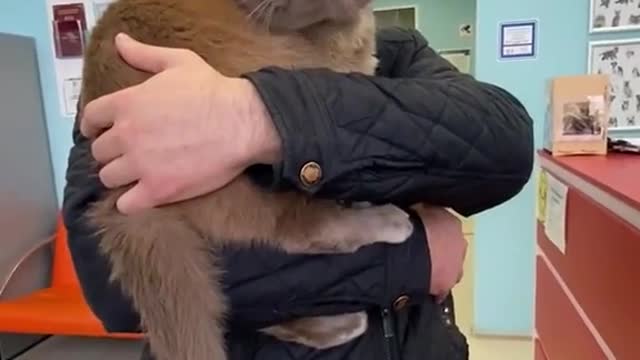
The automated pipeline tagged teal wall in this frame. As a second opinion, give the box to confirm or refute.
[474,0,640,335]
[0,2,73,203]
[374,0,476,52]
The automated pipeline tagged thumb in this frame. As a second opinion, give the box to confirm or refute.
[117,182,156,215]
[114,33,191,73]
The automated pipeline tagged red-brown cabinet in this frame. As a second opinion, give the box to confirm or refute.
[535,152,640,360]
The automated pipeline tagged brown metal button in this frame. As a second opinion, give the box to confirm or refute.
[393,295,410,311]
[299,161,322,187]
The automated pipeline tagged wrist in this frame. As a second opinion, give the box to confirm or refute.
[239,78,283,166]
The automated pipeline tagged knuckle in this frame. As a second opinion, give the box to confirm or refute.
[176,48,197,61]
[114,119,135,144]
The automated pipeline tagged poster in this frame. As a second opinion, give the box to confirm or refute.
[47,0,115,118]
[536,170,548,223]
[589,39,640,129]
[63,77,82,117]
[591,0,640,32]
[544,173,568,254]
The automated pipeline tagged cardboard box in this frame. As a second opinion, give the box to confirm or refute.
[544,74,609,156]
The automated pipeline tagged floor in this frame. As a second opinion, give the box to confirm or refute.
[15,335,534,360]
[452,220,533,360]
[468,336,533,360]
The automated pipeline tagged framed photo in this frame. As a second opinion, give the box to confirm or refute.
[544,75,609,156]
[588,39,640,130]
[590,0,640,33]
[373,5,418,30]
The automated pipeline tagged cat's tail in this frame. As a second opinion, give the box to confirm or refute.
[95,209,227,360]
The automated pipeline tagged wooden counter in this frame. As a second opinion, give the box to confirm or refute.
[535,151,640,360]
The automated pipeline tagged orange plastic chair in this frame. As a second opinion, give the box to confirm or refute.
[0,215,143,339]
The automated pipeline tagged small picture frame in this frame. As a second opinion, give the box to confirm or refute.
[498,20,538,61]
[543,75,609,157]
[588,38,640,131]
[590,0,640,33]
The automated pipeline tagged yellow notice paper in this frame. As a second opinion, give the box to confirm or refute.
[536,170,548,223]
[544,173,568,254]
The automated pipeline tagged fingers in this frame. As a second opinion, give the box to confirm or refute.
[117,182,156,214]
[98,156,138,189]
[80,95,116,139]
[91,127,123,164]
[114,33,196,73]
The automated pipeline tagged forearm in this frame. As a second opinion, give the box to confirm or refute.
[244,71,533,215]
[242,28,534,216]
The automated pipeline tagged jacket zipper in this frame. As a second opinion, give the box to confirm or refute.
[381,308,398,360]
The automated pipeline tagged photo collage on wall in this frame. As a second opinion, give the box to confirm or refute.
[591,0,640,32]
[589,0,640,130]
[589,40,640,128]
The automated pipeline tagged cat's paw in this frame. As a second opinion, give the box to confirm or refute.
[260,311,369,350]
[361,204,414,244]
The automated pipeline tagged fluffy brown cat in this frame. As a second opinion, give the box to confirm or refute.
[79,0,414,359]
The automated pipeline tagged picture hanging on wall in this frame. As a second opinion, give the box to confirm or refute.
[590,0,640,33]
[588,39,640,130]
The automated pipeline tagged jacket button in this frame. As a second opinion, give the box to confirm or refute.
[393,295,410,311]
[299,161,322,187]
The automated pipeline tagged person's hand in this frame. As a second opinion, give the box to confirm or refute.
[236,0,372,32]
[414,204,468,303]
[81,33,282,214]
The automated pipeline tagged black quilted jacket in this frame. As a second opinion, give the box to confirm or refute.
[62,27,533,360]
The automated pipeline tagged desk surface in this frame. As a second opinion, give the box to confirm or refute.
[540,151,640,210]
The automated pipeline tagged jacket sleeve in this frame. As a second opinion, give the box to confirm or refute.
[62,121,430,332]
[244,27,534,217]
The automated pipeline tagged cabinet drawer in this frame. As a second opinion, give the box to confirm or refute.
[534,338,548,360]
[535,258,607,360]
[537,185,640,359]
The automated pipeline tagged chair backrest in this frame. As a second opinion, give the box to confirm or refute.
[51,215,82,290]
